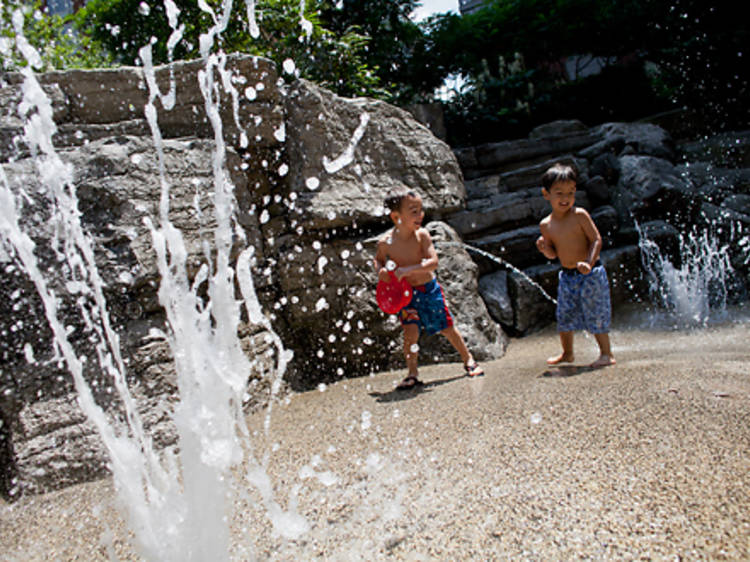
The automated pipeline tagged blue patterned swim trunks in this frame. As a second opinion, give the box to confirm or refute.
[398,278,454,335]
[556,261,611,334]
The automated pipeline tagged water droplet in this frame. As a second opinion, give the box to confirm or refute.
[282,59,296,74]
[306,177,319,190]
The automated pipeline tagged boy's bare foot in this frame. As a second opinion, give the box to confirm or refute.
[547,352,574,365]
[589,355,616,368]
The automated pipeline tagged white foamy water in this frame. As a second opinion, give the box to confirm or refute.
[637,223,740,327]
[1,1,311,559]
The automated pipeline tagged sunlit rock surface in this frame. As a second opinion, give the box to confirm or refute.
[0,54,491,497]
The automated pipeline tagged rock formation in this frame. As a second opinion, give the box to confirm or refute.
[1,58,748,498]
[0,55,503,497]
[454,120,750,335]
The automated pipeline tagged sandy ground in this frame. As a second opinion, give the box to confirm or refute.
[2,312,749,560]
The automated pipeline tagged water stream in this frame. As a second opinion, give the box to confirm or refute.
[2,1,307,559]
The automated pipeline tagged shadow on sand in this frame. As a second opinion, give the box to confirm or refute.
[369,375,467,403]
[540,364,609,377]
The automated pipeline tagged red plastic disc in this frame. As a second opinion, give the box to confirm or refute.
[376,271,413,314]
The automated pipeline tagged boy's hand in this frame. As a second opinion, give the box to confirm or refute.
[536,236,557,259]
[576,261,592,275]
[378,268,391,282]
[394,266,409,281]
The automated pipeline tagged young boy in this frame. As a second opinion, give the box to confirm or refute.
[536,163,616,368]
[374,187,484,389]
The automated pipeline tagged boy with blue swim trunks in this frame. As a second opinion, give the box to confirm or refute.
[536,163,616,368]
[374,188,484,389]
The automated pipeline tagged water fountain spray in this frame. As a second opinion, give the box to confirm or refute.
[1,1,308,559]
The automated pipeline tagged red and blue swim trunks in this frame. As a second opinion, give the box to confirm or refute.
[398,278,454,335]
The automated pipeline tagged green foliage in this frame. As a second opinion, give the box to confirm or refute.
[428,0,748,144]
[320,0,437,102]
[1,0,112,71]
[74,0,383,98]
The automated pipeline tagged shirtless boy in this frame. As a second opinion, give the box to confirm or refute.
[374,188,484,389]
[536,163,616,368]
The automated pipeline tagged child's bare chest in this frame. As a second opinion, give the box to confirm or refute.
[386,236,423,266]
[547,214,582,243]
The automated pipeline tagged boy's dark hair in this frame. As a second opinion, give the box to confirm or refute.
[384,186,418,213]
[541,162,578,190]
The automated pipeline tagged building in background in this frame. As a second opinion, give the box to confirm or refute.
[43,0,86,16]
[459,0,487,15]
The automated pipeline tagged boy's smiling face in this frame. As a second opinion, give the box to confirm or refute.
[543,179,576,214]
[391,193,424,232]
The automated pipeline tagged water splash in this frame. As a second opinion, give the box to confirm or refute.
[2,0,308,559]
[461,242,557,305]
[637,222,738,326]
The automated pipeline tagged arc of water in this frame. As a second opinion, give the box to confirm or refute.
[460,242,557,305]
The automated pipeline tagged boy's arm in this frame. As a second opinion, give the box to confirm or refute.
[536,222,558,260]
[576,209,602,270]
[373,238,391,282]
[394,229,438,281]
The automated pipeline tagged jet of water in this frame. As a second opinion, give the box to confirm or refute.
[637,222,736,326]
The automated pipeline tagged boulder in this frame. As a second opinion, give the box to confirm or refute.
[1,55,282,158]
[591,205,620,249]
[612,155,691,226]
[678,130,750,168]
[529,119,588,139]
[465,130,600,179]
[448,188,550,238]
[583,175,611,207]
[417,222,508,363]
[721,194,750,216]
[506,265,557,335]
[589,152,621,186]
[281,79,465,231]
[497,154,589,192]
[478,271,514,327]
[593,122,675,161]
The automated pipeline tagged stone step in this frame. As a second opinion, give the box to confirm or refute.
[456,130,601,180]
[448,189,593,240]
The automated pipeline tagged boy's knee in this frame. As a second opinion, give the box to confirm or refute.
[403,323,419,340]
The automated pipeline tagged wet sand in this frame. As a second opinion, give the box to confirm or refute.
[2,313,749,560]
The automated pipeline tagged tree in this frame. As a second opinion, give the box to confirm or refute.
[1,0,111,71]
[320,0,439,102]
[73,0,382,98]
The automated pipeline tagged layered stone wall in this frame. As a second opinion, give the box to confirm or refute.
[451,120,750,334]
[0,55,505,497]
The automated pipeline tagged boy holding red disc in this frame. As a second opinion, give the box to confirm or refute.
[374,187,484,389]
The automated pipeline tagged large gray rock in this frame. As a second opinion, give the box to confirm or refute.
[478,271,514,327]
[506,265,557,335]
[281,79,465,231]
[613,155,690,225]
[678,130,750,168]
[529,119,588,139]
[462,129,600,179]
[417,222,508,363]
[592,123,675,161]
[495,154,589,192]
[1,55,282,159]
[448,188,549,238]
